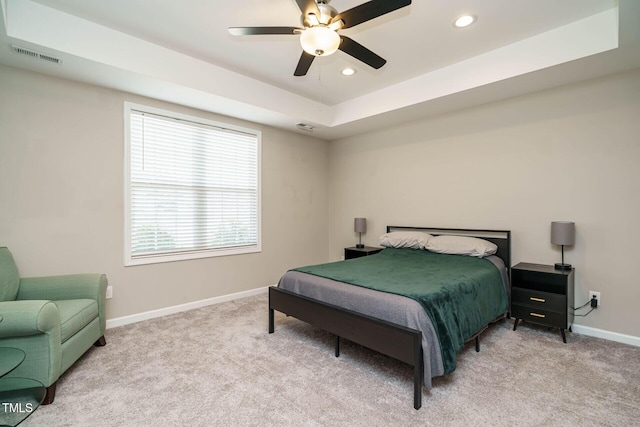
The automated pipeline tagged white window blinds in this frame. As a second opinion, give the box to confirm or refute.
[125,105,260,265]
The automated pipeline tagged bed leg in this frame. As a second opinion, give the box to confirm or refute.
[414,364,422,410]
[475,336,480,352]
[269,308,274,334]
[413,340,422,410]
[335,336,340,357]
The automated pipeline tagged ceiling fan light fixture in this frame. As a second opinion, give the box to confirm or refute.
[229,0,413,76]
[300,26,340,56]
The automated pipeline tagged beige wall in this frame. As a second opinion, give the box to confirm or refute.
[328,69,640,338]
[0,65,330,319]
[2,63,639,339]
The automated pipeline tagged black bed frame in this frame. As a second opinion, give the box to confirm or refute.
[268,226,511,410]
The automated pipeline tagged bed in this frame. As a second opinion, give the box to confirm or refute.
[268,226,511,409]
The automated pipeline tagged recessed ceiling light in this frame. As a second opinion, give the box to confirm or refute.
[454,15,476,28]
[341,67,356,76]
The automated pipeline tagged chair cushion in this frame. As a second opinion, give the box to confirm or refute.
[53,299,99,343]
[0,247,20,302]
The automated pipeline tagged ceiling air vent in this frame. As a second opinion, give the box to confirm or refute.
[11,45,63,65]
[296,123,314,132]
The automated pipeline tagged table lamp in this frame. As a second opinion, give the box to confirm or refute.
[551,221,575,270]
[354,218,366,249]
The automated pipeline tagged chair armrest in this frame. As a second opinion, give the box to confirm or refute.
[17,274,107,301]
[0,300,60,338]
[17,274,108,334]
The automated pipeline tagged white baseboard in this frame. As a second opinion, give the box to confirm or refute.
[572,324,640,347]
[106,285,270,329]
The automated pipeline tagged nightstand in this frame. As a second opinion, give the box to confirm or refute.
[344,246,383,260]
[511,263,574,343]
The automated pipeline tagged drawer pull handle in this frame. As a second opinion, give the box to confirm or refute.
[530,297,546,303]
[530,312,546,318]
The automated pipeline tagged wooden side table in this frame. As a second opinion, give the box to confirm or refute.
[511,262,575,343]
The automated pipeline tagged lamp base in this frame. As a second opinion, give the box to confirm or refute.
[355,244,365,249]
[554,263,572,271]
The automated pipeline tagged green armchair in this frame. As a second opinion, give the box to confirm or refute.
[0,247,107,404]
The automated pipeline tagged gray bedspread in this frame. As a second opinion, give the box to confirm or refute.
[277,255,509,389]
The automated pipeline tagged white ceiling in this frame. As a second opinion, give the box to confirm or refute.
[1,0,639,140]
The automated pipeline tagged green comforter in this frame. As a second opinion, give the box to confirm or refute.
[293,248,508,374]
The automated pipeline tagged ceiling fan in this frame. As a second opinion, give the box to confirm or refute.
[229,0,412,76]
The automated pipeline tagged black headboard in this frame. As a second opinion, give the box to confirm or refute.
[386,226,511,270]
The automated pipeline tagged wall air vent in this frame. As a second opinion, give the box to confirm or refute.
[296,123,314,132]
[11,45,63,65]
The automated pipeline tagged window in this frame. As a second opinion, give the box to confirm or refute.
[124,103,261,265]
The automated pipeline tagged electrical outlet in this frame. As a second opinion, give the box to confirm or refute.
[106,286,113,299]
[589,291,600,308]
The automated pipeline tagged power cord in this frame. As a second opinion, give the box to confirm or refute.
[573,308,595,317]
[571,300,591,310]
[570,295,598,317]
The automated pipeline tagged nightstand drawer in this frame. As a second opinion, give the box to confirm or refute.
[512,287,566,312]
[511,304,567,328]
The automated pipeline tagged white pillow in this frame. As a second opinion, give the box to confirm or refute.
[425,235,497,258]
[379,231,433,249]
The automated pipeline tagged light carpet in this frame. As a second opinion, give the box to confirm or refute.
[23,293,640,426]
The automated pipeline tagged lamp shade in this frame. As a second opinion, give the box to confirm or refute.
[300,26,340,56]
[354,218,367,233]
[551,221,575,246]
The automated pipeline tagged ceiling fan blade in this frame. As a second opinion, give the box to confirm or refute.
[228,27,301,36]
[294,0,321,19]
[294,51,315,76]
[332,0,411,29]
[338,36,386,69]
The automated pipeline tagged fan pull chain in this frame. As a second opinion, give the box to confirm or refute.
[317,61,323,106]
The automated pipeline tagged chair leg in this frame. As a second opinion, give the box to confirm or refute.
[94,335,106,346]
[42,382,57,405]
